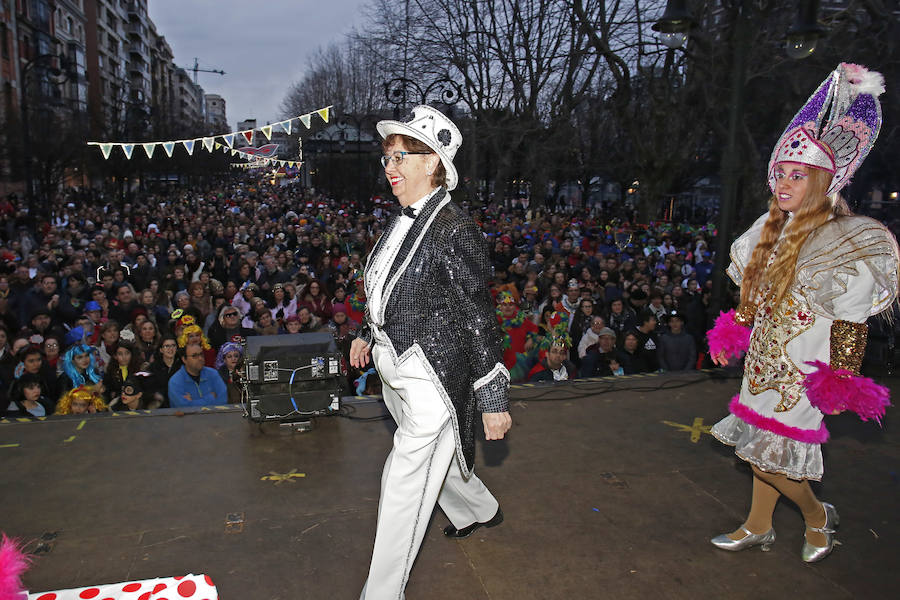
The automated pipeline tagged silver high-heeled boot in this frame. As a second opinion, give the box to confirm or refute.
[711,526,776,551]
[801,502,839,563]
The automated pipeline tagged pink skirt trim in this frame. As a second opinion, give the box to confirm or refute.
[728,395,829,444]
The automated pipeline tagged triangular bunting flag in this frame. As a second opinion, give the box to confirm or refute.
[299,114,311,128]
[142,143,157,159]
[279,119,292,135]
[222,133,235,148]
[163,142,176,157]
[231,149,238,156]
[261,125,273,140]
[203,137,215,152]
[182,140,196,155]
[99,143,114,160]
[222,145,229,153]
[242,130,253,145]
[122,144,135,159]
[316,107,330,123]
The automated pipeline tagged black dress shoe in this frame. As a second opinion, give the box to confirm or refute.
[443,508,504,539]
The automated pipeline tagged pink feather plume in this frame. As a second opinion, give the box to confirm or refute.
[802,360,891,425]
[0,534,29,600]
[707,309,751,359]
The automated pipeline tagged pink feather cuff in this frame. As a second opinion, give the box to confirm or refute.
[707,309,751,359]
[0,534,29,600]
[802,360,891,425]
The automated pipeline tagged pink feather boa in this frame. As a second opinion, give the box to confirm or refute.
[707,310,751,359]
[802,360,891,425]
[0,534,29,600]
[728,395,829,444]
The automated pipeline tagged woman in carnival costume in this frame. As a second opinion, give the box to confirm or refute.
[57,342,104,397]
[707,63,899,562]
[176,318,216,367]
[56,384,108,415]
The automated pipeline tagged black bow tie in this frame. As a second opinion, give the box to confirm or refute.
[402,206,417,218]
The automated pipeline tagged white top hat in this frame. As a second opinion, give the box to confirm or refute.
[376,105,462,191]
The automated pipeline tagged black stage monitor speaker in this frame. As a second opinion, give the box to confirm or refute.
[243,332,344,422]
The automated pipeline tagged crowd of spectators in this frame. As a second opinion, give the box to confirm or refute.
[0,174,740,418]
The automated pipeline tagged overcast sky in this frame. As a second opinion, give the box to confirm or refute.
[148,0,370,132]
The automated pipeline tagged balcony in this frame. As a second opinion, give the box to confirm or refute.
[127,1,146,19]
[128,41,149,58]
[127,22,146,38]
[128,60,150,77]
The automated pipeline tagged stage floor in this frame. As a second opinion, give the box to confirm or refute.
[2,371,898,599]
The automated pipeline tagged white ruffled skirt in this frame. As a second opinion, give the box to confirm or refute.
[712,414,824,481]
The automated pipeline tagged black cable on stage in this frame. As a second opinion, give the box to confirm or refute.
[327,370,740,422]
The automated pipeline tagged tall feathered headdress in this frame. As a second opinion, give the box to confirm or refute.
[768,63,885,197]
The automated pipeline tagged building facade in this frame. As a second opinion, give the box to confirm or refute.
[204,92,226,132]
[0,0,227,195]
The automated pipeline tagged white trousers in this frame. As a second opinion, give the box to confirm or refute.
[360,343,499,600]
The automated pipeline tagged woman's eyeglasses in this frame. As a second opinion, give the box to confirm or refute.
[380,151,431,168]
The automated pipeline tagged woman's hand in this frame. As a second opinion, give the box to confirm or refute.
[711,350,729,366]
[350,337,371,369]
[483,411,512,440]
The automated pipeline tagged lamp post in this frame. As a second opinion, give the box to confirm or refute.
[384,77,462,118]
[653,0,824,317]
[19,53,62,211]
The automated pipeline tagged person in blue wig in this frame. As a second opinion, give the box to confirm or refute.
[57,343,103,398]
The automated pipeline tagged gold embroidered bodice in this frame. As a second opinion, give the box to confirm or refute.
[746,294,815,412]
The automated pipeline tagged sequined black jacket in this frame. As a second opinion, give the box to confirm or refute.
[358,189,510,476]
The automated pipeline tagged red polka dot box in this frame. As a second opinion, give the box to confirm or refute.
[27,574,217,600]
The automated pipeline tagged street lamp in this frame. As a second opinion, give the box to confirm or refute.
[384,77,462,118]
[650,0,695,50]
[20,53,63,208]
[786,0,826,59]
[653,0,823,317]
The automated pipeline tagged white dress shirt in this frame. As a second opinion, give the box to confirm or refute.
[366,189,436,326]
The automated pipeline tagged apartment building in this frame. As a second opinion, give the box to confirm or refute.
[173,65,204,130]
[205,92,226,132]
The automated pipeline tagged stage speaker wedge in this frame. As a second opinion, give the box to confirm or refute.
[242,332,344,422]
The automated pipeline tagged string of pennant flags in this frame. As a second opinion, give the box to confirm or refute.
[215,142,302,168]
[86,105,331,161]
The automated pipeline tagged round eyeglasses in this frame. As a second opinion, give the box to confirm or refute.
[380,151,431,168]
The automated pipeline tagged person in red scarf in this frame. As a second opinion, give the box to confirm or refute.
[495,291,538,371]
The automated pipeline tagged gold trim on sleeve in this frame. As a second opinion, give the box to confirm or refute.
[830,320,867,375]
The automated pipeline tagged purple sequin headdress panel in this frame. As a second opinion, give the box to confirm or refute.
[768,63,885,197]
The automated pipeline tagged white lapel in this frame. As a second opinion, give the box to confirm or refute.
[375,192,452,325]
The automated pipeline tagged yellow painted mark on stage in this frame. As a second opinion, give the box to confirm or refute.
[64,420,87,442]
[662,417,712,443]
[261,469,307,485]
[0,443,20,448]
